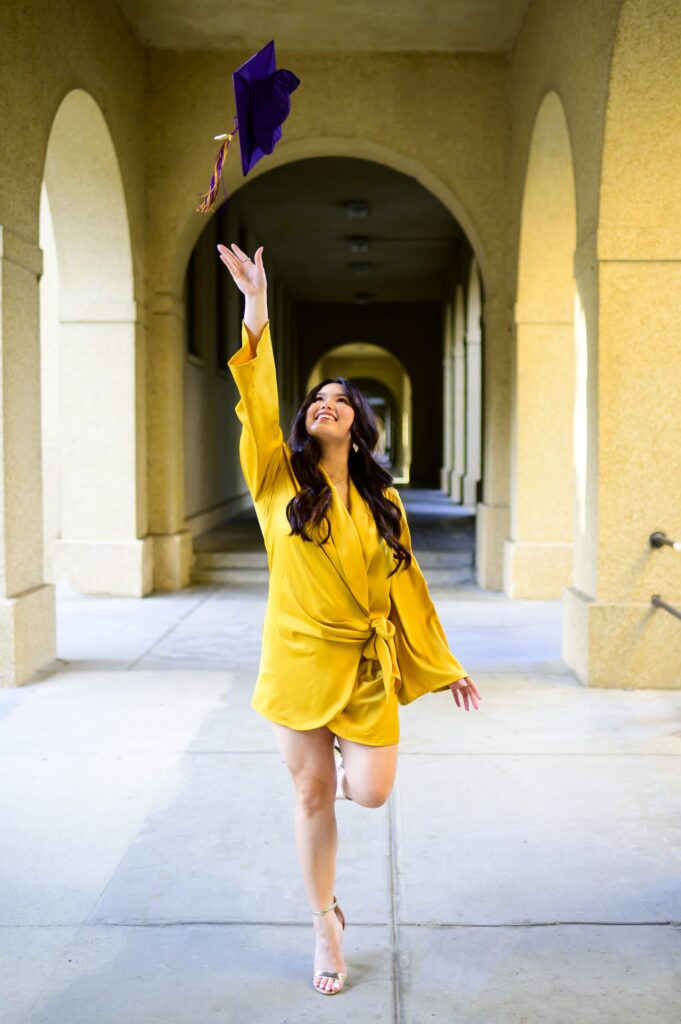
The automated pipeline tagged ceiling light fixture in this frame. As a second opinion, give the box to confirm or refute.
[344,201,371,218]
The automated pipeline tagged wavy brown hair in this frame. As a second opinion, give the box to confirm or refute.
[285,376,412,577]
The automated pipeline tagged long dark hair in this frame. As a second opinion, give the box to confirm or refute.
[285,376,412,577]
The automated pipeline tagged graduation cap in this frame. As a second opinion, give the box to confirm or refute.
[196,40,300,213]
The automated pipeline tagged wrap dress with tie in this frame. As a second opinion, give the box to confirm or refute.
[227,319,469,746]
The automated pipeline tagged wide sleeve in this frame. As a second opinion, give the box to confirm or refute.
[386,486,469,705]
[227,319,285,504]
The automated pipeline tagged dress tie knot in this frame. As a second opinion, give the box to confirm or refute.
[362,615,401,702]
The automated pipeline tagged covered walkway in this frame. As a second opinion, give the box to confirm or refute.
[2,494,679,1022]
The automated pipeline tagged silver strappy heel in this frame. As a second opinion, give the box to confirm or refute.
[311,895,347,994]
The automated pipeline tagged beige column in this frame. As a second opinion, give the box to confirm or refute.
[440,301,454,491]
[475,286,510,591]
[450,285,466,502]
[563,240,681,687]
[0,226,56,686]
[504,309,575,597]
[52,302,154,596]
[464,264,483,502]
[563,0,681,687]
[505,91,576,598]
[147,291,193,591]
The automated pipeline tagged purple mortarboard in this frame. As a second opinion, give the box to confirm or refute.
[196,40,300,213]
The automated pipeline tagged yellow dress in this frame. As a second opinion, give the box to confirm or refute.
[227,319,468,746]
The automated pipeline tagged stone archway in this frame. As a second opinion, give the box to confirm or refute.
[308,341,412,481]
[564,0,681,687]
[505,91,577,599]
[41,89,150,597]
[149,137,503,587]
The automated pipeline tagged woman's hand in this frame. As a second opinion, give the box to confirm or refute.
[217,242,267,297]
[448,676,481,711]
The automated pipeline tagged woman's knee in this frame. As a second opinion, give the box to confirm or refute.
[294,772,336,813]
[351,780,393,808]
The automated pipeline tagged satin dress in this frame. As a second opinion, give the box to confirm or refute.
[227,319,468,746]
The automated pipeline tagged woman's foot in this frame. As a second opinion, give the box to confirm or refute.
[336,760,350,800]
[334,743,353,801]
[312,905,346,993]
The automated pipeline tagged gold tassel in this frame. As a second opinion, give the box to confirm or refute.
[195,131,235,214]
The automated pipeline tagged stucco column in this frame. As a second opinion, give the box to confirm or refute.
[146,291,193,590]
[463,332,482,505]
[440,301,454,491]
[0,226,56,686]
[476,288,510,590]
[450,286,466,502]
[51,302,154,596]
[505,90,577,599]
[503,304,575,598]
[563,239,681,687]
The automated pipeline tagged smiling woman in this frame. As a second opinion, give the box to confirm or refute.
[218,237,479,996]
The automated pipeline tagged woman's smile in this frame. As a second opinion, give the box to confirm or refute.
[306,385,355,436]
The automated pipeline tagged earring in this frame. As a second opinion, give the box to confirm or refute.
[352,441,359,453]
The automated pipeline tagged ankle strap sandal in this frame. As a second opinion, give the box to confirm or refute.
[311,895,347,994]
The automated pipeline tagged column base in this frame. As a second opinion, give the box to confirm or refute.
[463,474,480,506]
[0,584,56,687]
[449,471,464,503]
[504,540,574,599]
[53,538,154,596]
[563,586,681,688]
[153,530,194,591]
[475,502,509,590]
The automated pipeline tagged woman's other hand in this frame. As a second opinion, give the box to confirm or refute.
[217,242,267,297]
[448,676,481,711]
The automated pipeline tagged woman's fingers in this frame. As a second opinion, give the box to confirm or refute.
[461,675,482,699]
[217,243,253,293]
[217,244,239,270]
[217,242,266,299]
[217,246,235,269]
[230,241,250,262]
[450,676,481,711]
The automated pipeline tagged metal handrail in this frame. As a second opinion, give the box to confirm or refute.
[649,534,680,619]
[651,595,681,621]
[650,531,681,551]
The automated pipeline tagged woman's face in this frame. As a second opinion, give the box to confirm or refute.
[305,382,355,441]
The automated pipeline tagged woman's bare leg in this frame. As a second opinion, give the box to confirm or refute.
[272,723,400,991]
[336,735,399,806]
[272,722,346,992]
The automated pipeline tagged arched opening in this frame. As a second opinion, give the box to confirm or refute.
[307,342,412,480]
[40,89,149,597]
[505,91,577,599]
[186,155,481,584]
[564,0,681,686]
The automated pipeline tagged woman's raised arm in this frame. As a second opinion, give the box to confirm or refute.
[220,241,284,504]
[217,242,268,343]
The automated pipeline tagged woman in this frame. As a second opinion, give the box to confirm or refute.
[218,240,482,996]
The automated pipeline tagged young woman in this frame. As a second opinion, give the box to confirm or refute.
[218,241,481,996]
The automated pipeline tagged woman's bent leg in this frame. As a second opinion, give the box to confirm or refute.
[271,721,346,992]
[337,736,399,807]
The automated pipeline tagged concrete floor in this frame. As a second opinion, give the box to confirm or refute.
[2,494,681,1022]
